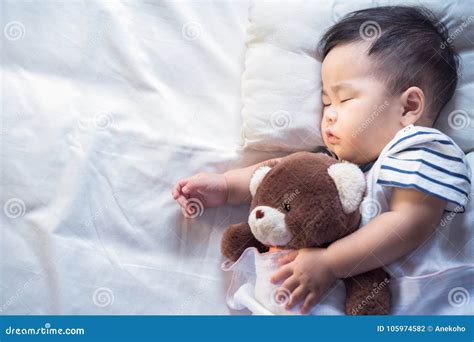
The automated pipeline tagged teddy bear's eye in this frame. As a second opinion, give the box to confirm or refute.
[282,202,291,212]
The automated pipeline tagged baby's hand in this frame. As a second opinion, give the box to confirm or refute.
[172,172,228,218]
[270,248,336,314]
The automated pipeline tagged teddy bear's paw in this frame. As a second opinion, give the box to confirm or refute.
[344,269,391,315]
[221,222,267,262]
[346,297,391,315]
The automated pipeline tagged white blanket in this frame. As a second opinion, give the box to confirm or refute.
[1,0,472,316]
[1,0,272,314]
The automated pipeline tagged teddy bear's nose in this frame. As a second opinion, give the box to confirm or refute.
[255,209,265,219]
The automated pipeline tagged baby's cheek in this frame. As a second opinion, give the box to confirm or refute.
[320,116,328,132]
[341,131,368,161]
[342,125,359,147]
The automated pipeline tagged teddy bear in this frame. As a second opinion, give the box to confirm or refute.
[221,151,391,315]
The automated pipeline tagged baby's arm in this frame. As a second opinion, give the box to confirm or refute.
[172,157,282,216]
[271,187,447,313]
[224,157,282,204]
[326,187,447,278]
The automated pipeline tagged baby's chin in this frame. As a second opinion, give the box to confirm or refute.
[327,142,379,165]
[328,145,361,164]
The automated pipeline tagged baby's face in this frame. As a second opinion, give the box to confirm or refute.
[321,42,403,164]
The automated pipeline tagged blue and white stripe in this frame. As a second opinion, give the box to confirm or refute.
[376,125,471,212]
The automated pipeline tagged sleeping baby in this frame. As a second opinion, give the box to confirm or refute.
[172,6,471,314]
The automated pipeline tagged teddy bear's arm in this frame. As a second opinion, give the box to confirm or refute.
[221,222,268,262]
[344,268,391,315]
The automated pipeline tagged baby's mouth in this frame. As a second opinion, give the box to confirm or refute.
[325,129,339,144]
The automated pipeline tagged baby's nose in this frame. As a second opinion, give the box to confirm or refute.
[256,209,265,219]
[326,108,337,122]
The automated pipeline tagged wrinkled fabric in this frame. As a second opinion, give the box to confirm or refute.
[0,0,267,314]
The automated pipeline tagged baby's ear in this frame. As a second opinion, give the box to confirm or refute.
[249,166,272,197]
[327,162,366,214]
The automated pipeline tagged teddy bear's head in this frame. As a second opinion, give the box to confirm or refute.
[248,152,366,249]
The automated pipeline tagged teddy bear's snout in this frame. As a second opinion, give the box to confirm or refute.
[248,206,292,246]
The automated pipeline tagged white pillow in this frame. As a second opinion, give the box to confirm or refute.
[241,0,474,153]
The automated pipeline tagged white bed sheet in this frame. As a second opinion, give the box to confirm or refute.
[0,0,274,314]
[2,0,472,316]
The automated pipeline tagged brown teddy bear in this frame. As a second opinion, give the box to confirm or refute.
[221,151,391,315]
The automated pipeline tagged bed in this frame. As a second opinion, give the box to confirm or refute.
[1,0,472,315]
[1,0,269,314]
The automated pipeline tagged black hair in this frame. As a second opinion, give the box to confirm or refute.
[318,6,459,120]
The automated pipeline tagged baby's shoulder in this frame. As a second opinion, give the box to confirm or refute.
[382,124,466,162]
[374,125,471,212]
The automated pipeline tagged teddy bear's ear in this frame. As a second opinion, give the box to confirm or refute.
[327,162,366,214]
[249,166,272,197]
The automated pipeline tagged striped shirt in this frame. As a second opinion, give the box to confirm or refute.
[376,124,471,212]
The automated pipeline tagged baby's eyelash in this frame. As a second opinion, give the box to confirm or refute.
[322,98,352,107]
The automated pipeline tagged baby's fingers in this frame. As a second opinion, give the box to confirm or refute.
[176,195,189,210]
[181,180,198,196]
[178,197,196,219]
[172,179,188,199]
[300,293,319,315]
[277,250,298,266]
[270,264,293,284]
[285,285,308,310]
